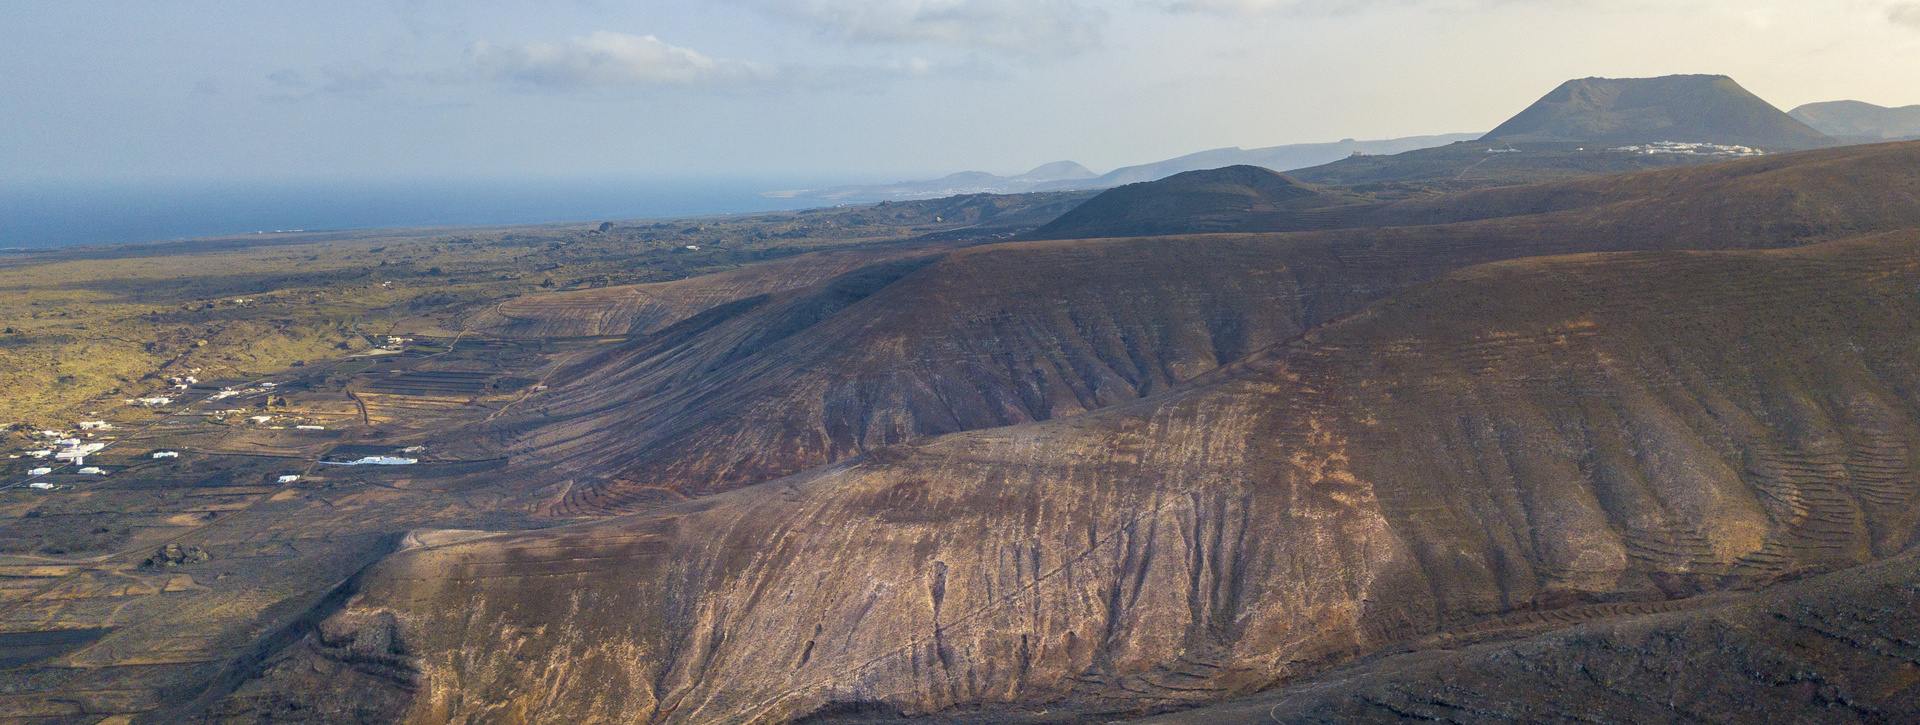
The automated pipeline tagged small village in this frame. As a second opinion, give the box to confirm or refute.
[1607,140,1766,157]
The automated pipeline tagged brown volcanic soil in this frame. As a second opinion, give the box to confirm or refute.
[489,142,1920,515]
[1143,546,1920,724]
[210,228,1920,723]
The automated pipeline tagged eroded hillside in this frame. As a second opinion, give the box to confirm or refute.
[214,228,1920,723]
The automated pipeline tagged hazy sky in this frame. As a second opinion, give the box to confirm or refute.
[5,0,1919,183]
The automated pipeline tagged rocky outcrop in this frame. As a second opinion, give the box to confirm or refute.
[141,543,210,568]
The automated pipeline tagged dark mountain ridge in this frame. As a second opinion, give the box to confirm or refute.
[1027,166,1335,240]
[1483,74,1833,149]
[1287,74,1838,187]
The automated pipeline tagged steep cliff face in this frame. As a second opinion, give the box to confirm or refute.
[493,143,1920,516]
[216,230,1920,723]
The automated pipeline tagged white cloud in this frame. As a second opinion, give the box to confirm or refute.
[469,31,776,87]
[741,0,1106,56]
[1892,2,1920,28]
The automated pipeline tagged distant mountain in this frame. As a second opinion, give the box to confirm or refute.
[1285,75,1837,187]
[768,134,1479,202]
[1029,165,1342,240]
[1035,133,1481,190]
[1791,100,1920,142]
[1483,74,1834,150]
[766,161,1096,201]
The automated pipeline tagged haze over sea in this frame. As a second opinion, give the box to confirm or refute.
[0,177,864,249]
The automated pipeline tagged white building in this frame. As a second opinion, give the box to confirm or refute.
[28,467,52,476]
[277,474,301,483]
[152,451,181,459]
[77,467,105,475]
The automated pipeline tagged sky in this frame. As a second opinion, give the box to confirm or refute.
[5,0,1920,184]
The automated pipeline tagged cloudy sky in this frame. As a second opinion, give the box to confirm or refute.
[5,0,1919,184]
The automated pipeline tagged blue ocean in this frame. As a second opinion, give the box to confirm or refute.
[0,177,865,249]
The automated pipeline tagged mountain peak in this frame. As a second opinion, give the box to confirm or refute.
[1015,160,1097,183]
[1483,74,1833,150]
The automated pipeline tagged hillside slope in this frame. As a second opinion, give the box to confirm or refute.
[1146,545,1920,724]
[490,142,1920,515]
[1027,166,1335,239]
[213,229,1920,723]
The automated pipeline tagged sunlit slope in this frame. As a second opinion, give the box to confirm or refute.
[222,229,1920,723]
[496,142,1920,514]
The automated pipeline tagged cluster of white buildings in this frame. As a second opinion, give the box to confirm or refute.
[1607,141,1764,157]
[54,440,107,466]
[322,455,417,466]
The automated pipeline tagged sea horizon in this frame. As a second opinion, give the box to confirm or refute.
[0,175,881,249]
